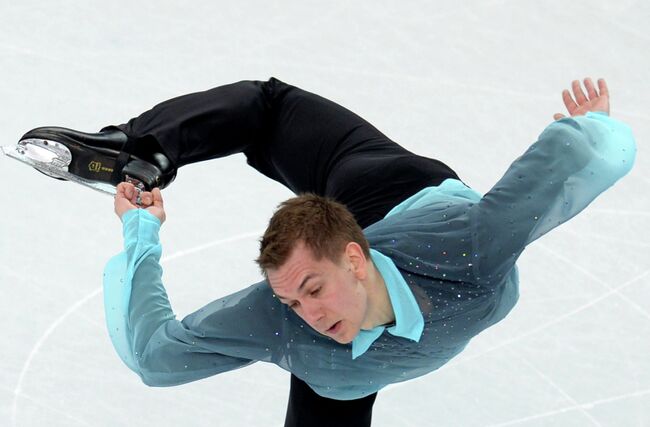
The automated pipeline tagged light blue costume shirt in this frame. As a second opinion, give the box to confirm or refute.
[104,112,635,400]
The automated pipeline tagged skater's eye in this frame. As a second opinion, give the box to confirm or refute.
[309,287,321,297]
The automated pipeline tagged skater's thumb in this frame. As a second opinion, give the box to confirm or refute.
[122,183,134,199]
[152,188,164,207]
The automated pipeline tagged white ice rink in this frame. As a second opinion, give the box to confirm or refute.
[1,1,649,426]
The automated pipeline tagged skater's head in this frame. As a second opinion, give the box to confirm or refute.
[257,194,370,271]
[258,194,380,344]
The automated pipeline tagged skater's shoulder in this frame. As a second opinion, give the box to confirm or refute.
[383,179,480,219]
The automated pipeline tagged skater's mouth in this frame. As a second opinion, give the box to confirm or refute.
[327,321,342,334]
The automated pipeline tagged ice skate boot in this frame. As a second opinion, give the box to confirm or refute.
[2,127,176,196]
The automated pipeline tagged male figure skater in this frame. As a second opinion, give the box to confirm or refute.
[19,77,635,426]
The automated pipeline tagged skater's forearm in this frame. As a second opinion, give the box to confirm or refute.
[121,210,176,352]
[103,209,172,373]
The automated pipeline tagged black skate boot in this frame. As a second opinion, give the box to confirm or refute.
[14,126,177,193]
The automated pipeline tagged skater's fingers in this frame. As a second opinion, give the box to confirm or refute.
[152,188,164,207]
[562,89,578,113]
[571,80,588,105]
[129,188,141,206]
[140,192,153,206]
[116,182,136,200]
[553,113,565,121]
[598,78,609,98]
[116,182,127,197]
[584,77,598,100]
[598,79,609,96]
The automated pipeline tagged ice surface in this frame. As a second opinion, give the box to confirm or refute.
[1,1,649,426]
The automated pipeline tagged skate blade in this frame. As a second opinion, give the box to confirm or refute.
[2,141,117,196]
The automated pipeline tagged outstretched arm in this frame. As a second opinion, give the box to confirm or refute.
[470,78,636,283]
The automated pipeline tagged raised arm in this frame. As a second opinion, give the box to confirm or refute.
[470,78,636,283]
[104,184,281,385]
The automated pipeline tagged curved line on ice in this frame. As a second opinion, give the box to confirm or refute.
[11,230,261,427]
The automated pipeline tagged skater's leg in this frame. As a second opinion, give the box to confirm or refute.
[111,77,460,226]
[107,79,274,170]
[284,374,376,427]
[110,77,405,195]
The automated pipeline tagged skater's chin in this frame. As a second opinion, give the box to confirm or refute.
[326,322,358,344]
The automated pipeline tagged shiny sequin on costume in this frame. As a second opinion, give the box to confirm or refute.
[104,111,635,400]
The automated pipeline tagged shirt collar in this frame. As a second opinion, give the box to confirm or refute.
[351,249,424,359]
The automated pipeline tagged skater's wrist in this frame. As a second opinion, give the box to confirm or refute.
[120,207,162,225]
[121,209,162,247]
[120,208,138,223]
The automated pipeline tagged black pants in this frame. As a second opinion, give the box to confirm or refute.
[112,78,460,427]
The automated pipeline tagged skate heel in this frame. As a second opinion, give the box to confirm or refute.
[122,158,165,190]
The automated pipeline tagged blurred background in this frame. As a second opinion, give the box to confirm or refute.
[1,1,648,425]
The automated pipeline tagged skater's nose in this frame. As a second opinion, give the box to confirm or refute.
[300,299,325,326]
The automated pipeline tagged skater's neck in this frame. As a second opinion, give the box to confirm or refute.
[360,260,395,330]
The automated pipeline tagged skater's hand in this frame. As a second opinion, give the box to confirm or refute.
[139,188,166,224]
[114,182,166,224]
[553,77,610,120]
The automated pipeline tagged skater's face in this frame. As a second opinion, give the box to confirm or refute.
[267,241,369,344]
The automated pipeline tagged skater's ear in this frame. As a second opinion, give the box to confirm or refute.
[343,242,367,280]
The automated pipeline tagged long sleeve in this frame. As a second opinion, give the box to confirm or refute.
[470,112,636,283]
[103,209,265,386]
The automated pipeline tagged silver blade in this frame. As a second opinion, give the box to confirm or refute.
[2,144,117,196]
